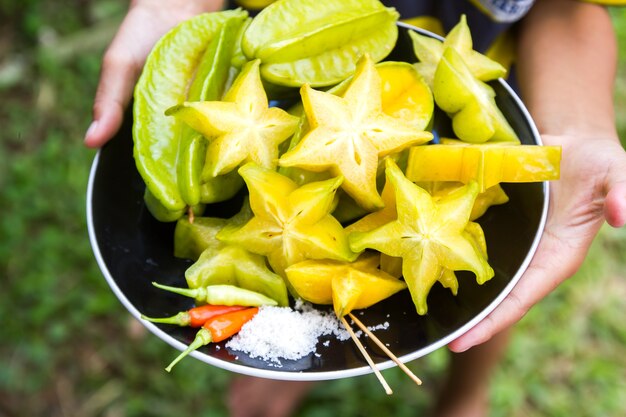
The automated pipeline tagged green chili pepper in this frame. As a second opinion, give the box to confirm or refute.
[152,282,278,307]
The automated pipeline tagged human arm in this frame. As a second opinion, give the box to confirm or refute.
[84,0,225,148]
[448,0,626,352]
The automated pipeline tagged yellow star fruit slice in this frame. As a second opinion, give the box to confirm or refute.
[415,180,510,221]
[379,220,490,296]
[433,47,518,143]
[331,266,407,318]
[434,220,491,297]
[284,253,407,317]
[377,62,434,131]
[349,159,494,315]
[216,163,357,280]
[279,60,433,216]
[409,14,506,88]
[279,55,433,211]
[283,253,379,305]
[165,59,299,178]
[406,140,561,192]
[330,61,434,130]
[346,173,495,296]
[469,184,509,220]
[379,221,491,293]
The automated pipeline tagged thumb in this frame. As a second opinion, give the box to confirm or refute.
[84,47,139,148]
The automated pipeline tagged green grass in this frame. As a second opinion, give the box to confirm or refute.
[1,2,625,416]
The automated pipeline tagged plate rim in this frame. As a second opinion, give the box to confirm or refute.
[86,22,549,381]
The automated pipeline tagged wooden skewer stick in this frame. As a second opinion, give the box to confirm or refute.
[348,313,422,386]
[340,315,393,395]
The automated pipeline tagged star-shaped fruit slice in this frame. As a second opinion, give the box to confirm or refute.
[284,252,407,317]
[279,55,432,211]
[283,252,378,305]
[166,59,299,178]
[379,220,490,296]
[328,61,434,131]
[409,14,506,88]
[346,172,494,298]
[349,159,494,315]
[415,180,510,221]
[216,163,357,280]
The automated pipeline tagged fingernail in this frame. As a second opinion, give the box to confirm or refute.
[449,344,470,353]
[85,120,98,142]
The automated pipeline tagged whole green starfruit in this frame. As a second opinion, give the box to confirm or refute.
[241,0,399,87]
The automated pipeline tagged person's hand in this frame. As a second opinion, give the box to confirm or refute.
[84,0,224,148]
[448,134,626,352]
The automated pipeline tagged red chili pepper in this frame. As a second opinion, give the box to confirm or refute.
[165,307,259,372]
[141,304,247,327]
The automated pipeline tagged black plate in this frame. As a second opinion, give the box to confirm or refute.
[86,23,548,380]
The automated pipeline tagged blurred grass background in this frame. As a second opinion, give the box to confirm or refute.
[1,2,625,416]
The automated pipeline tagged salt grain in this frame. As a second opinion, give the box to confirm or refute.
[368,321,390,331]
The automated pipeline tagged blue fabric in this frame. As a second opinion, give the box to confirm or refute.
[382,0,523,52]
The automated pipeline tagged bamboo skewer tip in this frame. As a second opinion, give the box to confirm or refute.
[340,315,393,395]
[348,313,422,386]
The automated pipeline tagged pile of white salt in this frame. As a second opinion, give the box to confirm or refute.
[226,301,353,366]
